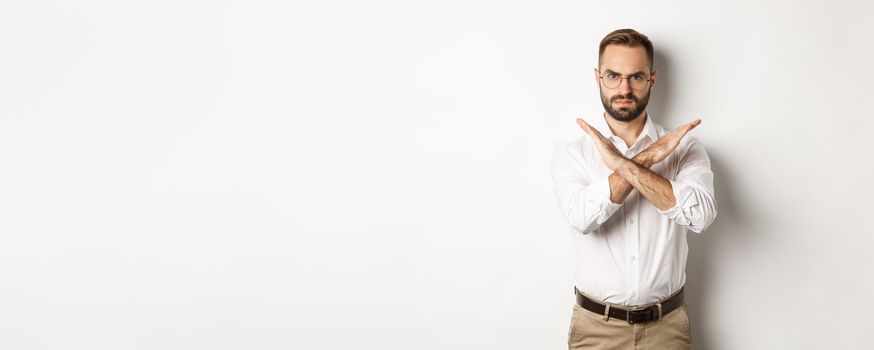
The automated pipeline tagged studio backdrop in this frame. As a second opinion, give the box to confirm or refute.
[0,0,871,349]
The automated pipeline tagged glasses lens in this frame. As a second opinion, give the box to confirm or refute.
[630,77,649,91]
[603,75,620,88]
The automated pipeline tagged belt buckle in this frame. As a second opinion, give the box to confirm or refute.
[626,306,653,324]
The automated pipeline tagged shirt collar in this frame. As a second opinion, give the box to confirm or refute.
[592,111,659,144]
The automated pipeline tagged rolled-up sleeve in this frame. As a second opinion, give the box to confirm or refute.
[551,142,623,235]
[656,136,718,234]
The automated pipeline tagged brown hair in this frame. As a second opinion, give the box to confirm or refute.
[598,29,654,70]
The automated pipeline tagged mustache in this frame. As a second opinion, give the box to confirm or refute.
[612,95,637,102]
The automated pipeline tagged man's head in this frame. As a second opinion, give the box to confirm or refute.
[594,29,657,123]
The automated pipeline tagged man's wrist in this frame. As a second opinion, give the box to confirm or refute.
[616,157,637,174]
[632,150,655,168]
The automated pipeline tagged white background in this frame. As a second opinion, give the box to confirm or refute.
[1,0,872,349]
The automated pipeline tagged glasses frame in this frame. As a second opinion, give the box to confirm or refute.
[597,69,654,91]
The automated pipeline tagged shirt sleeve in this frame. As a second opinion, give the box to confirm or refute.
[656,136,718,234]
[551,142,623,235]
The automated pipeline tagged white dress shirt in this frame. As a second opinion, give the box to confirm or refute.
[551,112,717,306]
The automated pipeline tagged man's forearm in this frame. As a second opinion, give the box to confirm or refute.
[607,152,656,204]
[614,158,676,211]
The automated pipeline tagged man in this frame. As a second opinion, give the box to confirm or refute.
[551,28,717,349]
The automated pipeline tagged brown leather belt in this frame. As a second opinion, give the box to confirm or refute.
[574,286,684,324]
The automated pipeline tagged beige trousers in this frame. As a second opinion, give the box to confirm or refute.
[567,299,693,349]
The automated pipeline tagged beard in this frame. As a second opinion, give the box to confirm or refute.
[600,86,651,122]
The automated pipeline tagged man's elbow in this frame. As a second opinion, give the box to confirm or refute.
[578,222,601,235]
[565,214,600,235]
[688,204,717,234]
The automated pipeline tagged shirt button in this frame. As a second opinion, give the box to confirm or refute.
[629,219,634,224]
[631,255,636,261]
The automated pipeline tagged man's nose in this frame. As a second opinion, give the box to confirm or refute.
[618,77,633,94]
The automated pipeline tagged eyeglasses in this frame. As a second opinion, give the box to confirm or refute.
[598,70,653,91]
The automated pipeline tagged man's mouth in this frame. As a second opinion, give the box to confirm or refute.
[614,99,634,104]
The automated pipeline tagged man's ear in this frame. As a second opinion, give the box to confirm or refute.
[650,69,657,88]
[594,68,600,86]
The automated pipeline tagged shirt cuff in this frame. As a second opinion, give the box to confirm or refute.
[656,179,699,226]
[588,176,623,217]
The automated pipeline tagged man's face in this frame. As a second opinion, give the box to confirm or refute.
[595,45,656,122]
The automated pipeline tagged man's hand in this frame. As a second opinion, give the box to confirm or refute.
[638,119,701,165]
[576,118,626,171]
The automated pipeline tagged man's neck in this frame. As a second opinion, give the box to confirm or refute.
[603,111,647,148]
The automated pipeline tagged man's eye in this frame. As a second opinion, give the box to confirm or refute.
[631,75,644,81]
[607,73,619,79]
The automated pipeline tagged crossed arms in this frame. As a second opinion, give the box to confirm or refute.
[551,122,717,235]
